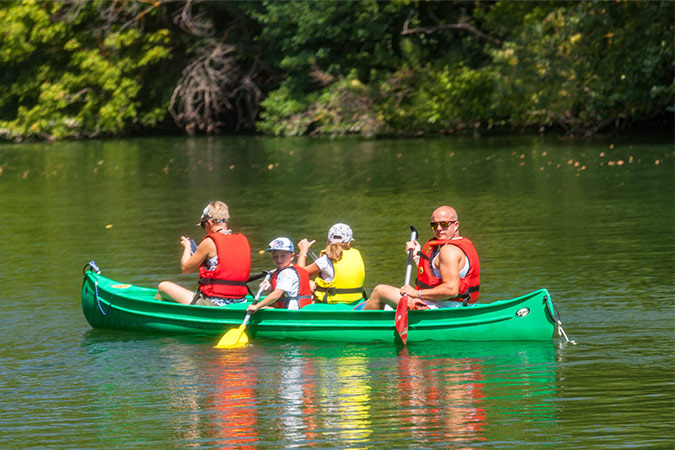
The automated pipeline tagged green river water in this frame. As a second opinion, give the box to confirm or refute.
[0,135,673,449]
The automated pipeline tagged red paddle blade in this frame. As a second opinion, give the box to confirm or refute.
[395,295,409,345]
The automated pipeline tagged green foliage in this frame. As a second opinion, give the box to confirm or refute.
[378,64,496,135]
[0,1,173,142]
[254,0,673,137]
[258,72,383,137]
[0,0,672,141]
[258,63,497,137]
[245,1,410,83]
[257,81,316,136]
[485,1,675,134]
[250,0,502,137]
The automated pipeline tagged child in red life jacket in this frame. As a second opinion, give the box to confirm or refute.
[247,237,312,313]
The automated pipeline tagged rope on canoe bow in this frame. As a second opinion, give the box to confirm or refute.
[94,281,112,316]
[545,294,576,345]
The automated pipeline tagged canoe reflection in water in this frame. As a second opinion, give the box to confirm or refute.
[164,349,260,449]
[397,349,486,443]
[211,352,259,448]
[259,345,490,447]
[160,341,556,448]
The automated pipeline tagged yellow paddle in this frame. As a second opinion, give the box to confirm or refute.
[214,271,271,349]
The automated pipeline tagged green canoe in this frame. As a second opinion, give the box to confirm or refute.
[81,262,559,343]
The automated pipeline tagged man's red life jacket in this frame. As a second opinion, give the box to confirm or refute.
[415,236,480,304]
[198,232,251,299]
[270,264,312,309]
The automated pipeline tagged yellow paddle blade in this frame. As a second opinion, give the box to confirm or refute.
[214,324,249,349]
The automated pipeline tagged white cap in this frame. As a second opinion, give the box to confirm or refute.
[265,237,294,252]
[327,223,353,243]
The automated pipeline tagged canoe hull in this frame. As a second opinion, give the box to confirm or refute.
[81,270,556,342]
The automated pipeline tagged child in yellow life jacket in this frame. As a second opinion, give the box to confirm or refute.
[247,237,312,313]
[296,223,366,304]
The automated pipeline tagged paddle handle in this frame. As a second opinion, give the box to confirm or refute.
[240,313,252,328]
[251,271,271,303]
[404,226,418,286]
[240,271,272,323]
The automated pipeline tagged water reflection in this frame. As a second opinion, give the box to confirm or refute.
[78,325,558,447]
[277,348,308,445]
[217,342,553,448]
[210,352,259,449]
[396,350,486,445]
[333,355,372,448]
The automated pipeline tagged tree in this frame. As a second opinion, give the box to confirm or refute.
[484,1,674,135]
[0,0,174,141]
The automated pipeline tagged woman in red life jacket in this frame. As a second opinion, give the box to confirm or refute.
[247,237,312,313]
[155,201,251,306]
[363,205,479,310]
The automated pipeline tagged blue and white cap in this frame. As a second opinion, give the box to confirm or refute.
[266,237,294,253]
[328,223,354,243]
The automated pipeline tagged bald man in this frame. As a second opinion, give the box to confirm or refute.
[363,206,480,310]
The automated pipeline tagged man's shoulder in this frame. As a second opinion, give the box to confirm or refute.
[438,242,464,259]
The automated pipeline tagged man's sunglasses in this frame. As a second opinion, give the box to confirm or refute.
[430,220,456,229]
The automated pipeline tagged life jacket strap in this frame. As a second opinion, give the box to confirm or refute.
[413,283,480,305]
[315,286,365,295]
[415,280,433,289]
[198,278,248,286]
